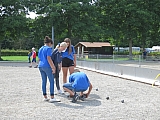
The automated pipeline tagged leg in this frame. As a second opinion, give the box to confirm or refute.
[55,65,60,90]
[33,58,38,68]
[29,59,33,67]
[45,67,54,98]
[62,67,68,83]
[63,83,74,96]
[39,68,47,98]
[28,57,31,63]
[68,66,75,75]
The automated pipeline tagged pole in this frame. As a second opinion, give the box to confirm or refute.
[52,26,54,50]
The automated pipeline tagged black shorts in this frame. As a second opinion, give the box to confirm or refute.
[62,57,74,67]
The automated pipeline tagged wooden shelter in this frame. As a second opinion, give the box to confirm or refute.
[74,42,114,55]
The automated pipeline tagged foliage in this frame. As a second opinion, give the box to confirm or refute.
[148,52,160,56]
[1,49,32,56]
[0,0,160,58]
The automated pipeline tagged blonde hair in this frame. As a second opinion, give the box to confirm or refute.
[55,42,67,48]
[60,42,67,47]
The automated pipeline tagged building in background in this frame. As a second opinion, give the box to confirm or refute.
[74,42,114,57]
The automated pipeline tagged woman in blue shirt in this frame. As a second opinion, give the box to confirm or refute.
[62,38,76,84]
[38,36,60,102]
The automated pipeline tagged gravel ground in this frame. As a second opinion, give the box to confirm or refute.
[0,62,160,120]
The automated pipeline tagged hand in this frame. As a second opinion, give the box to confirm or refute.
[83,93,89,98]
[52,68,55,74]
[58,64,61,72]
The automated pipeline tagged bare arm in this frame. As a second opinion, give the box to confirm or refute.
[86,82,92,98]
[47,56,55,74]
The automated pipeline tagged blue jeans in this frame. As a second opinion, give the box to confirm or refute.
[39,67,54,96]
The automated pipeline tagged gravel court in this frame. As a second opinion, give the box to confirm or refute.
[0,63,160,120]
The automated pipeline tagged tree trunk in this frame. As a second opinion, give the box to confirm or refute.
[0,43,2,60]
[129,38,132,60]
[142,36,145,51]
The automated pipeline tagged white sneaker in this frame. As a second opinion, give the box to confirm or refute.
[57,90,64,94]
[49,98,61,103]
[44,98,49,101]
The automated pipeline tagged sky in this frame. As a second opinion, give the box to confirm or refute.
[26,12,37,19]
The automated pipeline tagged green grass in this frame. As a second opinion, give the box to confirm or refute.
[1,56,138,62]
[1,56,30,61]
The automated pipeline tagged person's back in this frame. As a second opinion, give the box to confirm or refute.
[38,46,52,67]
[63,69,92,100]
[69,72,90,91]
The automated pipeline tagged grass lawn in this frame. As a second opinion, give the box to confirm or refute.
[1,56,138,62]
[1,56,30,61]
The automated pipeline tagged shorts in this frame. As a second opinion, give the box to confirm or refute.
[63,83,87,92]
[63,83,74,91]
[32,58,36,62]
[62,57,74,67]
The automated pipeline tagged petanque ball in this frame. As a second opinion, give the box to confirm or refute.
[121,100,124,103]
[106,97,109,100]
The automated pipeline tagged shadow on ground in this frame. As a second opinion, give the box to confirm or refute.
[53,94,101,109]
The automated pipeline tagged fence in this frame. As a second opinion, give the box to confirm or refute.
[76,54,160,86]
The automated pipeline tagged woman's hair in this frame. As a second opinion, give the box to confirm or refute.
[32,47,35,50]
[64,38,72,54]
[55,42,67,48]
[44,36,53,44]
[60,42,67,47]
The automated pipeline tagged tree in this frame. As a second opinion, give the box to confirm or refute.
[0,0,28,59]
[25,0,103,47]
[95,0,160,59]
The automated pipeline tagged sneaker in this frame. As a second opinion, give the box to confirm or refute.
[34,65,38,68]
[49,98,61,103]
[44,98,49,101]
[72,94,79,103]
[79,95,85,101]
[57,90,64,94]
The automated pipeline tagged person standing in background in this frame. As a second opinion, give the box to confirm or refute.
[143,49,147,59]
[38,36,60,102]
[51,42,67,94]
[29,47,38,68]
[61,38,76,84]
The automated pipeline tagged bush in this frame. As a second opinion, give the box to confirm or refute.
[1,49,35,56]
[114,51,141,55]
[148,52,160,56]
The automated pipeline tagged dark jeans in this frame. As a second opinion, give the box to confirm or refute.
[54,65,60,90]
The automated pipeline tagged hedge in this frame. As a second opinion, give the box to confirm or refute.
[1,49,38,56]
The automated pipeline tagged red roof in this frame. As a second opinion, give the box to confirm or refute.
[75,42,114,48]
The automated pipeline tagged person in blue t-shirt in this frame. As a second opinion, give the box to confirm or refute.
[51,42,67,94]
[38,36,60,103]
[63,69,92,98]
[62,38,76,84]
